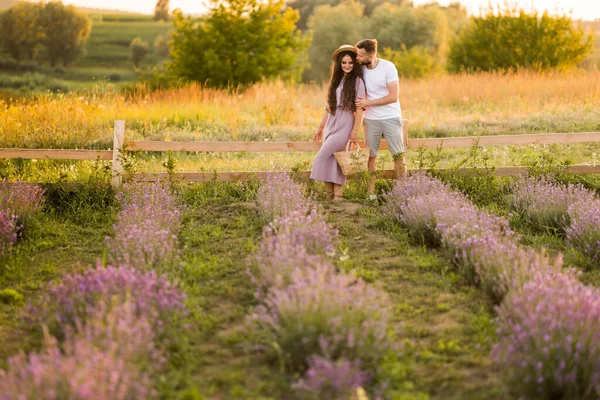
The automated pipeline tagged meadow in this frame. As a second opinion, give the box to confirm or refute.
[1,70,600,182]
[1,69,600,399]
[0,9,171,96]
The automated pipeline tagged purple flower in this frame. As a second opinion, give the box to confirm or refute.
[494,272,600,399]
[0,210,19,256]
[293,356,371,399]
[247,263,392,373]
[29,261,187,339]
[256,172,313,221]
[1,301,159,400]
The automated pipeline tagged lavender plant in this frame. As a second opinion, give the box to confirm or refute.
[567,198,600,264]
[461,236,566,303]
[29,262,187,339]
[510,175,595,234]
[0,181,45,219]
[293,356,371,400]
[247,263,392,373]
[105,203,181,270]
[494,272,600,399]
[256,172,311,221]
[0,210,18,256]
[1,302,159,400]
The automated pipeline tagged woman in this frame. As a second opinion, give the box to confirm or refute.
[311,44,366,201]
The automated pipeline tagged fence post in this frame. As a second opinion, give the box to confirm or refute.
[401,118,409,177]
[111,120,125,191]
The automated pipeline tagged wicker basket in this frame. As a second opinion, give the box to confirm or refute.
[334,142,370,176]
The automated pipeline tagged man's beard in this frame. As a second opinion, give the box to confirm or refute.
[360,60,371,66]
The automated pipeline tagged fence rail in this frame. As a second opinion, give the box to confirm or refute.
[1,120,600,189]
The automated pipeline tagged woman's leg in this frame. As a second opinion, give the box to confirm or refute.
[333,183,344,201]
[325,182,334,201]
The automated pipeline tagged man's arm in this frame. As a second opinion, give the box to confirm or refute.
[355,80,398,108]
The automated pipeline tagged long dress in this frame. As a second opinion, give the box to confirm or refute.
[310,78,366,185]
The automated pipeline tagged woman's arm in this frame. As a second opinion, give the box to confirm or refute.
[312,109,329,142]
[350,107,364,143]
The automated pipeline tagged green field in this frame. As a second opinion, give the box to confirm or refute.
[0,8,172,95]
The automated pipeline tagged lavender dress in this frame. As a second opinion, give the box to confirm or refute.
[311,78,366,185]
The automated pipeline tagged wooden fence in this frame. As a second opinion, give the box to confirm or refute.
[2,119,600,190]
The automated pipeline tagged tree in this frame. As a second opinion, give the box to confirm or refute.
[167,0,309,88]
[368,4,449,60]
[286,0,402,31]
[154,33,171,58]
[0,2,44,62]
[448,5,594,73]
[38,1,92,67]
[131,37,149,67]
[154,0,169,21]
[304,0,365,82]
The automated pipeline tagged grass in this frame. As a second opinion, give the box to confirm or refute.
[324,202,505,399]
[0,70,599,184]
[0,184,116,368]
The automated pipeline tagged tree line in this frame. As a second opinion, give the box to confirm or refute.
[164,0,593,88]
[0,0,594,87]
[0,1,91,67]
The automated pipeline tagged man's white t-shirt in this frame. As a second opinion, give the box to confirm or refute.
[362,59,402,120]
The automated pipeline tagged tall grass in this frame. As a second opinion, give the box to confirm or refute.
[2,71,600,182]
[2,70,600,148]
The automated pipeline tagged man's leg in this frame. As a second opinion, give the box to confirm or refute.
[393,152,407,179]
[367,156,377,195]
[363,119,382,196]
[383,118,406,179]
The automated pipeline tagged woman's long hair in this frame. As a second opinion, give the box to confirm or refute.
[327,51,363,116]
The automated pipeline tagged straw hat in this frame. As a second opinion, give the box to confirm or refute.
[332,44,357,61]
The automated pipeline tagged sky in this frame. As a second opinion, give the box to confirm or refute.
[64,0,600,21]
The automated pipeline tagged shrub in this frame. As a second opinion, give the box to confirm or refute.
[106,204,181,269]
[567,199,600,264]
[460,236,566,303]
[247,263,392,373]
[29,262,187,340]
[256,172,310,221]
[510,175,595,234]
[494,272,600,399]
[0,181,45,228]
[0,210,19,256]
[293,356,371,400]
[0,302,159,400]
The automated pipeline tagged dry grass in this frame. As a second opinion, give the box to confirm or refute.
[1,70,600,179]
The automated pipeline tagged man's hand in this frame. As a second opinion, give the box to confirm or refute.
[313,127,324,142]
[355,96,370,109]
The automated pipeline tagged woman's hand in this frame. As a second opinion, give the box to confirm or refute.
[313,127,324,142]
[349,130,358,143]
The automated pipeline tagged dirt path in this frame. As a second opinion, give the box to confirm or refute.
[322,201,507,400]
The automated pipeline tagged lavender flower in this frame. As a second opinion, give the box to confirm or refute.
[256,172,311,221]
[247,263,392,373]
[494,272,600,399]
[293,356,371,399]
[29,261,187,339]
[116,181,179,211]
[510,175,595,233]
[0,302,159,400]
[0,181,45,219]
[567,198,600,264]
[0,210,19,256]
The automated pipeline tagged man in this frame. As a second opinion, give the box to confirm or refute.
[355,38,406,199]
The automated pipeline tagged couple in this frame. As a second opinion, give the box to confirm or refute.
[310,39,406,202]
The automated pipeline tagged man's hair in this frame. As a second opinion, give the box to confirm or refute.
[356,39,377,54]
